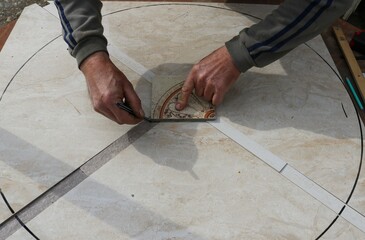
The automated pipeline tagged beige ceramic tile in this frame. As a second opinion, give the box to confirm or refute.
[151,75,215,120]
[321,216,365,240]
[347,141,365,215]
[103,2,361,203]
[219,40,361,202]
[105,3,257,71]
[8,123,338,239]
[6,227,35,240]
[2,2,362,237]
[223,3,277,20]
[43,1,59,18]
[0,191,11,223]
[0,4,60,98]
[0,51,147,218]
[0,5,150,222]
[101,1,153,16]
[0,3,61,223]
[43,1,154,20]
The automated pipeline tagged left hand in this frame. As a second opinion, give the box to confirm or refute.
[175,46,241,110]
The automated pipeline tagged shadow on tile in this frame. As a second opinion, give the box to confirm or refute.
[0,128,207,239]
[135,60,360,141]
[134,63,200,180]
[59,179,208,239]
[218,2,361,141]
[221,58,360,140]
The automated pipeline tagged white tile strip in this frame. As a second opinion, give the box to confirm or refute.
[281,165,344,213]
[107,44,156,82]
[109,45,365,233]
[209,118,287,172]
[342,206,365,232]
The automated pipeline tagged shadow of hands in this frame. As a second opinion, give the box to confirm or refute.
[133,63,200,180]
[219,48,359,140]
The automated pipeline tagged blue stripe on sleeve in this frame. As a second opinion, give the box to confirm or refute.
[55,0,77,48]
[248,0,321,53]
[56,13,73,49]
[251,0,333,60]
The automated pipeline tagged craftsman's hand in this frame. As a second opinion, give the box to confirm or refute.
[175,46,241,110]
[80,51,144,124]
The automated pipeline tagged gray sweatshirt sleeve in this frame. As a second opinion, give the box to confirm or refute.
[55,0,107,66]
[55,0,353,70]
[225,0,354,72]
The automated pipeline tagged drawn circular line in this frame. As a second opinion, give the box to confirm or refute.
[0,3,362,239]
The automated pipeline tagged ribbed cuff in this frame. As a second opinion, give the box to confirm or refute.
[72,37,108,67]
[225,35,255,73]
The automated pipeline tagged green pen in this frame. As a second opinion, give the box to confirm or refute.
[346,77,364,110]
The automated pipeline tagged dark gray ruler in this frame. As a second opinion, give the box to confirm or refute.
[0,121,157,239]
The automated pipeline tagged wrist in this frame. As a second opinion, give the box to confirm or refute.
[80,51,110,75]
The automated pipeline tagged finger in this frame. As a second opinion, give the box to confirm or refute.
[176,71,195,111]
[112,103,142,125]
[112,97,142,125]
[203,82,215,102]
[93,93,135,125]
[96,106,120,124]
[113,107,142,124]
[195,76,205,97]
[123,83,144,119]
[212,92,224,106]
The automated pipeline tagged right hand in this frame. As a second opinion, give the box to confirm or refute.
[80,51,144,124]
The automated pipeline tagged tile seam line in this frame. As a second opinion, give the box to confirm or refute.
[41,3,61,19]
[102,3,263,21]
[213,119,365,234]
[209,120,347,209]
[0,121,156,239]
[0,2,358,236]
[107,44,365,233]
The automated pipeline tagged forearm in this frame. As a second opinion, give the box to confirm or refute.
[55,0,107,66]
[226,0,353,72]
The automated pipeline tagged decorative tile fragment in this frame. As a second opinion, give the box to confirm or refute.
[151,76,215,120]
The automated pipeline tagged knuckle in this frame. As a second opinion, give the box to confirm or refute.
[197,72,205,80]
[181,85,191,93]
[93,91,115,112]
[103,91,114,102]
[124,81,133,89]
[116,120,124,125]
[215,83,225,93]
[203,95,211,101]
[206,80,215,89]
[192,64,199,72]
[93,99,103,112]
[135,98,142,106]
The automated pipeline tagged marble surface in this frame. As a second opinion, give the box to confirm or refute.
[0,4,60,95]
[0,3,61,223]
[105,3,255,71]
[348,135,365,216]
[6,228,35,240]
[8,123,338,240]
[0,191,11,224]
[321,216,365,239]
[104,2,361,202]
[1,1,364,238]
[0,4,149,222]
[219,36,361,202]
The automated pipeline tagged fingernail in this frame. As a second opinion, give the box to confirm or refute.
[175,103,181,110]
[139,109,145,117]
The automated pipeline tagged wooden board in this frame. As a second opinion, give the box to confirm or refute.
[333,26,365,102]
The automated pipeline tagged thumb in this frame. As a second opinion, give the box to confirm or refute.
[176,73,195,111]
[124,83,144,118]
